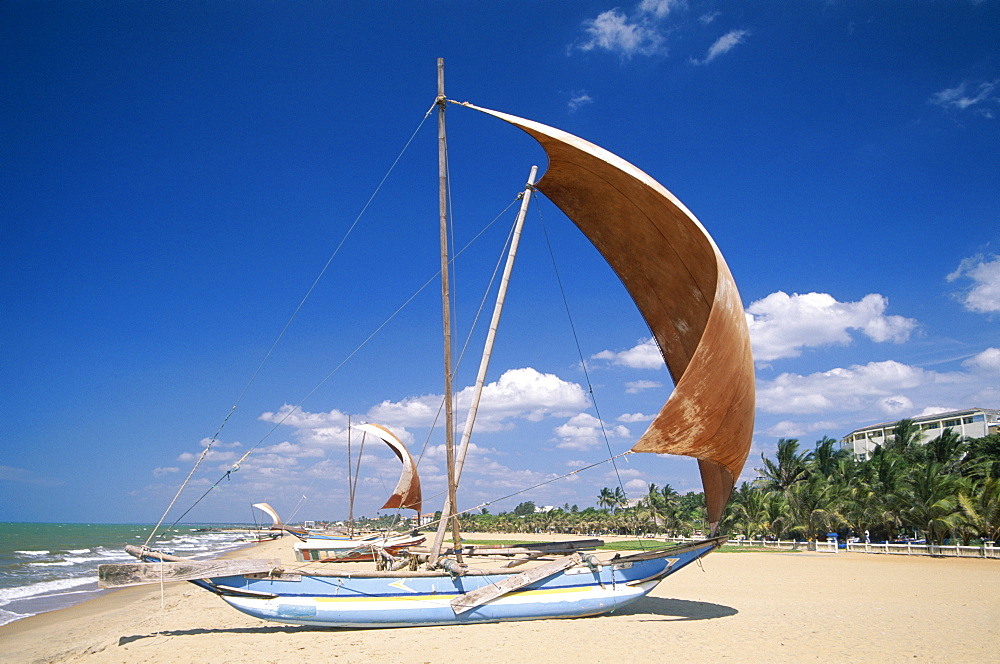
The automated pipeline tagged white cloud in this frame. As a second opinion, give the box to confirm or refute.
[568,92,594,112]
[465,458,550,492]
[699,10,720,25]
[178,448,237,463]
[948,254,1000,313]
[592,337,664,369]
[963,347,1000,374]
[757,360,930,415]
[152,466,179,477]
[877,395,914,416]
[638,0,683,19]
[554,413,630,451]
[693,29,750,65]
[929,79,998,117]
[625,379,663,393]
[766,420,840,439]
[259,406,349,431]
[624,478,649,493]
[578,8,665,58]
[746,291,918,362]
[917,406,955,417]
[193,437,241,449]
[225,368,588,507]
[618,412,655,423]
[257,441,325,458]
[368,367,588,432]
[757,353,999,441]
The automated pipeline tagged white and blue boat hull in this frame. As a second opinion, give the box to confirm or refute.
[195,539,719,628]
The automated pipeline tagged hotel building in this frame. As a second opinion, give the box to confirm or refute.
[840,407,1000,460]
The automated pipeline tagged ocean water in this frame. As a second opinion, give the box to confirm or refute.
[0,522,258,627]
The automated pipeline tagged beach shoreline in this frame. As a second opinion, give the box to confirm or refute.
[0,525,265,629]
[2,535,997,663]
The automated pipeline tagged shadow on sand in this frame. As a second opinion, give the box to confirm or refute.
[614,596,738,621]
[117,597,737,645]
[118,624,321,645]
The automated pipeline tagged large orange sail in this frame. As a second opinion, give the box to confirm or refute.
[464,103,755,531]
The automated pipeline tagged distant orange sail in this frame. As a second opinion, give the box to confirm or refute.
[464,103,755,531]
[353,423,422,514]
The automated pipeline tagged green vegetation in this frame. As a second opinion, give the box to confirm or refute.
[725,425,1000,545]
[441,424,1000,546]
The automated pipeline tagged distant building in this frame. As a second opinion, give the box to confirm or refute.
[840,407,1000,459]
[419,512,435,526]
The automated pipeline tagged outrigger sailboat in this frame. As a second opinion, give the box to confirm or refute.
[99,60,754,628]
[291,423,426,563]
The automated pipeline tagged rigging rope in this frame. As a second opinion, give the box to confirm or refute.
[146,103,437,546]
[536,202,643,544]
[154,184,525,538]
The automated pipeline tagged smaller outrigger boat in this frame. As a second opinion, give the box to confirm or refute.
[256,423,426,562]
[293,531,426,563]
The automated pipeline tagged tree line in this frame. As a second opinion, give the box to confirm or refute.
[446,421,1000,545]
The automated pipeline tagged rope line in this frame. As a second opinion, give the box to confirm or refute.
[156,191,524,533]
[536,203,633,509]
[146,103,436,546]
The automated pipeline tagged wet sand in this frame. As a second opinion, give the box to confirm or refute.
[2,535,997,663]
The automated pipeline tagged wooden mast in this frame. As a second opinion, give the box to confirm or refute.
[347,415,353,537]
[453,165,536,481]
[433,58,462,565]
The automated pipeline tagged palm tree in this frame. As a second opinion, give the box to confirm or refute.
[597,487,616,512]
[757,438,810,491]
[902,462,965,545]
[956,477,1000,544]
[885,418,923,456]
[808,436,851,478]
[840,484,882,541]
[763,491,789,540]
[657,483,679,535]
[785,475,843,541]
[636,482,679,535]
[612,487,628,513]
[967,433,1000,478]
[727,482,771,539]
[925,428,967,468]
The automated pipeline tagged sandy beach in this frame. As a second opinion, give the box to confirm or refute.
[2,535,997,664]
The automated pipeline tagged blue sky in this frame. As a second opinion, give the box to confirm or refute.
[3,1,998,525]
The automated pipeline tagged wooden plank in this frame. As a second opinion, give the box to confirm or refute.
[450,554,580,614]
[504,539,603,550]
[502,552,548,568]
[98,559,281,588]
[410,539,604,558]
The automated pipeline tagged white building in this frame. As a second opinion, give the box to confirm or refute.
[840,407,1000,459]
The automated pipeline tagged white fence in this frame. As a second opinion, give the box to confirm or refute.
[716,537,999,558]
[719,538,837,553]
[844,541,1000,559]
[665,537,834,552]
